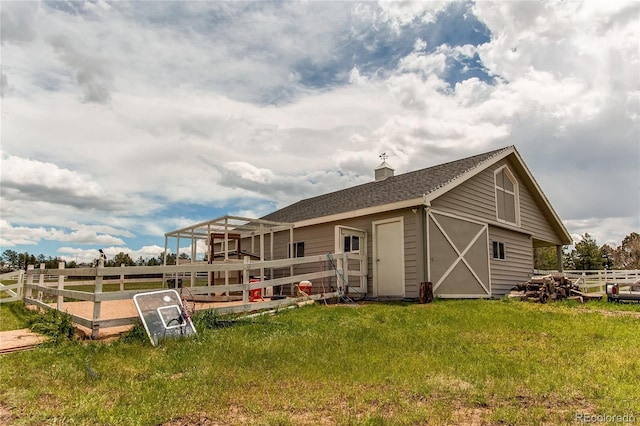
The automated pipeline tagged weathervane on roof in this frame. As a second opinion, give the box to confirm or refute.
[379,152,388,162]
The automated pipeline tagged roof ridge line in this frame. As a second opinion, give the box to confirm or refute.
[425,145,512,195]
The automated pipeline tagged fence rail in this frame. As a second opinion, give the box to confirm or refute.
[0,270,24,303]
[20,252,364,339]
[534,269,640,293]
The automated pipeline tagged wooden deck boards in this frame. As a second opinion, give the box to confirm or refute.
[0,329,48,354]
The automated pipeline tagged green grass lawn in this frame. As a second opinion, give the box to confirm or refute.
[1,299,639,425]
[0,302,33,331]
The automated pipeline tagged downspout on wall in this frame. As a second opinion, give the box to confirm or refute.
[422,205,429,285]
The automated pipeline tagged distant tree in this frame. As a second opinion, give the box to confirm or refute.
[158,252,176,265]
[44,256,63,269]
[25,253,37,268]
[615,232,640,269]
[566,233,604,270]
[600,244,616,270]
[107,252,135,267]
[534,246,558,270]
[147,256,162,266]
[1,250,19,270]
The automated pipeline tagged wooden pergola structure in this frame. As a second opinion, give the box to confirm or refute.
[163,215,295,288]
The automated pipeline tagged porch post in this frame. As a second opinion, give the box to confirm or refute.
[191,229,196,288]
[289,227,294,295]
[163,236,168,287]
[556,245,564,273]
[424,207,431,283]
[259,224,265,281]
[242,256,250,304]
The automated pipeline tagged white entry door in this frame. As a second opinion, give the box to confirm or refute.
[373,218,404,297]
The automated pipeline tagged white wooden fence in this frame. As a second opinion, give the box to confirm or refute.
[0,270,24,303]
[534,269,640,293]
[22,252,365,339]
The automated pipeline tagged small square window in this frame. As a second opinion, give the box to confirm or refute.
[289,241,305,258]
[343,235,360,253]
[492,241,505,260]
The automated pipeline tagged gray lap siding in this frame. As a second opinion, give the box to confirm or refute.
[488,226,533,296]
[270,209,420,297]
[429,158,556,296]
[431,158,563,245]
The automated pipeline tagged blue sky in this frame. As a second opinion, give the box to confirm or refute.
[1,1,639,263]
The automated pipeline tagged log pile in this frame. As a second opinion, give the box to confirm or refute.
[509,274,580,303]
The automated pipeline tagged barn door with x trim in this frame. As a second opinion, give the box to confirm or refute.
[427,211,491,297]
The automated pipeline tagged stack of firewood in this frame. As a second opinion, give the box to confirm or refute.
[509,274,580,303]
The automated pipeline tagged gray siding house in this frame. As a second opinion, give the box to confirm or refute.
[262,146,571,299]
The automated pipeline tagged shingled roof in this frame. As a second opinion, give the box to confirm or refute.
[262,146,511,223]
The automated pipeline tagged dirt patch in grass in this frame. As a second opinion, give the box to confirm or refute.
[0,403,13,425]
[160,411,219,426]
[450,407,492,425]
[576,308,640,318]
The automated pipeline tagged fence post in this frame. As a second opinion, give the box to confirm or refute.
[92,259,104,340]
[345,253,351,290]
[37,263,45,301]
[120,263,125,292]
[26,265,34,299]
[17,269,25,300]
[242,256,250,304]
[57,261,65,311]
[596,270,601,293]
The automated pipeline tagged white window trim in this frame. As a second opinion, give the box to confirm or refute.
[334,226,367,254]
[334,226,368,293]
[492,241,506,261]
[494,165,521,227]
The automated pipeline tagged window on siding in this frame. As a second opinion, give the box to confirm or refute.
[495,166,519,226]
[343,235,360,253]
[492,241,506,260]
[288,241,305,258]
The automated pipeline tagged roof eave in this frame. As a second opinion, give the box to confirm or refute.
[293,197,427,228]
[508,148,573,245]
[423,146,571,245]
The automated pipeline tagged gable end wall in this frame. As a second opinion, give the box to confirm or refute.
[430,157,563,295]
[430,158,563,245]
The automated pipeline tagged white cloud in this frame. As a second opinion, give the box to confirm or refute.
[0,220,125,248]
[375,1,449,28]
[565,216,640,248]
[57,244,166,264]
[1,151,102,198]
[0,0,637,257]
